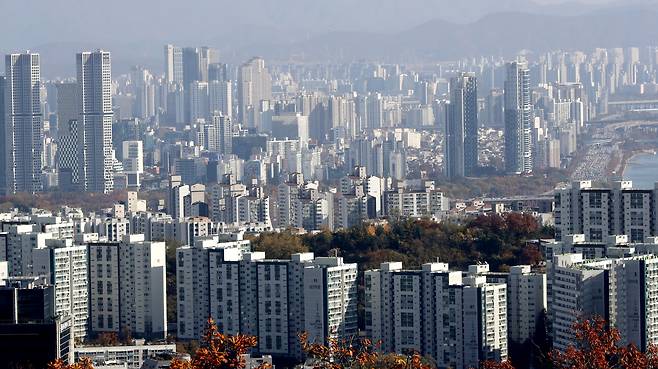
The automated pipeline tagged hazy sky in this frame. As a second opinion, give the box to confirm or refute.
[1,0,647,77]
[0,0,626,48]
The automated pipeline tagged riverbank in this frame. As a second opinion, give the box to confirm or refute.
[621,149,657,178]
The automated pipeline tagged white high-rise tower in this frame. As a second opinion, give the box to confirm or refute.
[238,57,272,128]
[4,53,43,194]
[77,50,113,193]
[504,61,532,175]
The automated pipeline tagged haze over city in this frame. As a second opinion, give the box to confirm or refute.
[3,1,658,369]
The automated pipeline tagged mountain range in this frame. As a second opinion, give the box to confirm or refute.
[1,0,657,77]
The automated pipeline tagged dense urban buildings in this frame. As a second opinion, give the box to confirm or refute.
[7,2,658,365]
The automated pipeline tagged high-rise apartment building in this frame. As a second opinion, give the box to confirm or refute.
[77,51,114,193]
[4,53,43,194]
[365,262,508,369]
[504,61,533,174]
[177,238,357,360]
[446,73,478,179]
[87,235,167,339]
[33,243,89,340]
[548,253,658,352]
[121,140,143,190]
[554,180,656,242]
[238,57,272,128]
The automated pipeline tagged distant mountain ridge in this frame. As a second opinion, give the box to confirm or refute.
[251,5,658,62]
[3,1,658,77]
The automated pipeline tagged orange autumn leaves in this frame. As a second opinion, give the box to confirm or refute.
[300,332,432,369]
[170,318,270,369]
[483,316,658,369]
[47,357,94,369]
[549,317,658,369]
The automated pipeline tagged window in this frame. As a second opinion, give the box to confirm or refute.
[401,330,415,345]
[96,248,103,261]
[631,229,645,243]
[400,295,414,309]
[98,315,104,328]
[588,192,602,208]
[401,312,414,327]
[276,336,282,350]
[400,276,414,292]
[108,316,113,329]
[107,282,112,295]
[589,229,603,242]
[630,212,645,227]
[590,211,603,226]
[630,193,645,209]
[179,288,185,301]
[97,281,103,294]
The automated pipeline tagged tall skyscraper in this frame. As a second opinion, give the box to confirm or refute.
[56,82,80,191]
[209,80,232,119]
[77,50,113,193]
[4,53,43,194]
[446,73,478,179]
[0,76,6,195]
[164,45,183,85]
[504,61,533,175]
[238,57,272,128]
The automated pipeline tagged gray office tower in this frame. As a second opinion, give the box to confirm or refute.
[446,73,478,179]
[4,53,43,194]
[0,76,5,195]
[504,61,533,175]
[77,51,114,193]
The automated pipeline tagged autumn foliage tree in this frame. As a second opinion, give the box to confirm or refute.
[299,332,434,369]
[549,316,658,369]
[47,357,94,369]
[169,318,270,369]
[483,316,658,369]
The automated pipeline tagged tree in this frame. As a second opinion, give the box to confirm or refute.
[549,316,658,369]
[170,318,270,369]
[47,357,94,369]
[480,360,516,369]
[251,231,309,259]
[299,332,433,369]
[483,316,658,369]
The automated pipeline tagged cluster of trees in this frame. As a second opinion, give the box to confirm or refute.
[434,169,568,199]
[0,191,128,213]
[50,317,658,369]
[252,213,549,271]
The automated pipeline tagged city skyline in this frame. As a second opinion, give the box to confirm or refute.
[4,1,658,368]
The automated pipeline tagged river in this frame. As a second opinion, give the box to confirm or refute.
[624,152,658,189]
